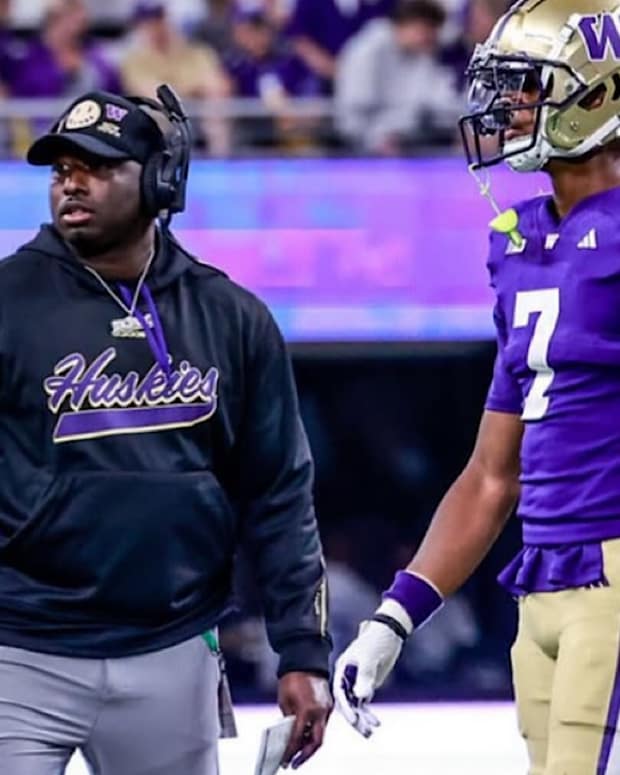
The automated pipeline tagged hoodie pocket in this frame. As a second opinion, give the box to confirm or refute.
[3,470,238,622]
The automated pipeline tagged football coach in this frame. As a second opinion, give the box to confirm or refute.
[0,85,332,775]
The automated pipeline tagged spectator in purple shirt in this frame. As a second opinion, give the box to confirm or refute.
[287,0,396,92]
[225,7,321,147]
[226,8,319,98]
[0,0,120,158]
[0,0,16,157]
[2,0,121,98]
[0,0,13,94]
[0,0,9,42]
[0,0,30,97]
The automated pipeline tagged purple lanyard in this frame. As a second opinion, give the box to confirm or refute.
[117,283,171,375]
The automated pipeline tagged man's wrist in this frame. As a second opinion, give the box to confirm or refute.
[276,634,331,679]
[381,570,444,632]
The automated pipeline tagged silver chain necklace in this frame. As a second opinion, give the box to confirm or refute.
[84,247,156,319]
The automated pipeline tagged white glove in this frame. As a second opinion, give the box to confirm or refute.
[333,602,410,738]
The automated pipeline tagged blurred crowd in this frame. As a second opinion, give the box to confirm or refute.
[0,0,511,157]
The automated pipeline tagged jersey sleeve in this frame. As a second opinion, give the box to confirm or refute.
[485,301,523,415]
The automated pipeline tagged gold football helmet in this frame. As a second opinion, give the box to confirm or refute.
[460,0,620,171]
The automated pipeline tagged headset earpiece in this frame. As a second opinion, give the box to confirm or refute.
[128,86,191,225]
[140,150,169,218]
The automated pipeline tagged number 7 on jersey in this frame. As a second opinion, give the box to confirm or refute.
[513,289,560,421]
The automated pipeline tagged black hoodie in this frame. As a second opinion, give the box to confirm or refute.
[0,225,331,677]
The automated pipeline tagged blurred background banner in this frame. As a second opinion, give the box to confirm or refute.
[0,158,545,340]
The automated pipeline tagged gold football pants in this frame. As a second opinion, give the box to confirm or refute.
[512,538,620,775]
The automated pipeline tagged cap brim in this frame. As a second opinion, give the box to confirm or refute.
[26,133,132,166]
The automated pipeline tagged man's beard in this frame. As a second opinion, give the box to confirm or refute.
[60,222,133,259]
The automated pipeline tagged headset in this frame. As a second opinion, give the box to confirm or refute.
[129,84,192,227]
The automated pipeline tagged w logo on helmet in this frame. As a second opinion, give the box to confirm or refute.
[578,14,620,62]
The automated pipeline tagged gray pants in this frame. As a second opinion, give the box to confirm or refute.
[0,636,220,775]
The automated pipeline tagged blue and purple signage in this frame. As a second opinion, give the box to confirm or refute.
[0,158,546,341]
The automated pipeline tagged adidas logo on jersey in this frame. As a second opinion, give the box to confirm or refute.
[577,229,597,250]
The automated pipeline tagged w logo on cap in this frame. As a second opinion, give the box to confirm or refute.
[106,104,129,123]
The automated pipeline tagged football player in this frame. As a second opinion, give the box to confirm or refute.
[334,2,620,773]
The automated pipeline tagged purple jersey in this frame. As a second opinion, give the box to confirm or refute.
[286,0,395,55]
[486,187,620,550]
[224,48,320,98]
[2,38,121,98]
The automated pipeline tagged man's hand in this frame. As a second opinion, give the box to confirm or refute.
[279,672,333,770]
[333,620,404,738]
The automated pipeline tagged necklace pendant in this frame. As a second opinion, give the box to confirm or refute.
[111,315,146,339]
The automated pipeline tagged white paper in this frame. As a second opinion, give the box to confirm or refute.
[253,715,296,775]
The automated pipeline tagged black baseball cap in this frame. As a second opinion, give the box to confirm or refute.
[27,90,166,166]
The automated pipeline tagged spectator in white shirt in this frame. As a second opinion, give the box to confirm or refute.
[336,0,462,154]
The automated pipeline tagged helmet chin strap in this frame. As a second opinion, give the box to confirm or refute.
[504,107,553,173]
[506,135,551,172]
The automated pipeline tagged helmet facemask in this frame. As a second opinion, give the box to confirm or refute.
[460,47,588,171]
